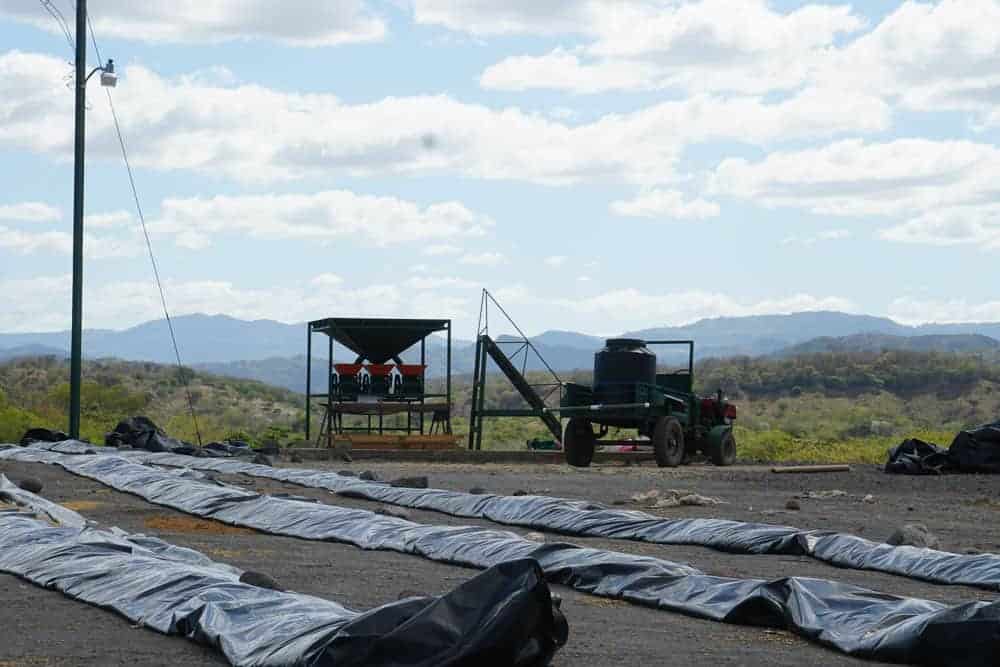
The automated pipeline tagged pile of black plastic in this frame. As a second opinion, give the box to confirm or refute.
[104,416,257,457]
[886,421,1000,474]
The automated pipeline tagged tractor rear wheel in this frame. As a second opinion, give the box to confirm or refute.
[707,428,737,466]
[564,418,596,467]
[653,417,685,467]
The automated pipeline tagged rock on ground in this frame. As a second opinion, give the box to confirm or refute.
[252,453,274,467]
[17,477,43,494]
[390,476,429,489]
[886,523,940,550]
[239,570,284,591]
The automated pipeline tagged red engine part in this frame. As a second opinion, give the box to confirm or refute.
[333,363,364,376]
[397,364,426,377]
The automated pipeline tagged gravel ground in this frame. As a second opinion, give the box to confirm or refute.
[2,457,999,666]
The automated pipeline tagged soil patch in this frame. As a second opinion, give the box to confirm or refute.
[142,514,253,535]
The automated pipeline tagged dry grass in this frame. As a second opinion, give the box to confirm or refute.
[143,514,253,535]
[60,500,104,511]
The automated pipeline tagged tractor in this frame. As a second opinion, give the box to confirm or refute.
[555,339,737,467]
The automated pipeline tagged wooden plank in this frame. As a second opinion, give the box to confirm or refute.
[339,434,462,451]
[770,464,852,474]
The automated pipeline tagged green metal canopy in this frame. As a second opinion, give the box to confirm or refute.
[309,317,449,363]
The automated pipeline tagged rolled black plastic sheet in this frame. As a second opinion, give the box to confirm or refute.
[80,445,1000,593]
[0,474,566,667]
[4,448,1000,665]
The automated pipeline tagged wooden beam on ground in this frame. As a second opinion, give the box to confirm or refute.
[770,464,852,474]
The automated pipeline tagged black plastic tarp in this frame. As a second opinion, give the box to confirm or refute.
[0,474,566,667]
[4,447,1000,665]
[887,422,1000,475]
[76,445,1000,593]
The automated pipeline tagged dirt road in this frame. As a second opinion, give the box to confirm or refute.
[2,457,997,666]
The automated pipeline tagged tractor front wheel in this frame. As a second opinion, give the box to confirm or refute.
[707,427,737,466]
[653,417,685,467]
[564,418,596,467]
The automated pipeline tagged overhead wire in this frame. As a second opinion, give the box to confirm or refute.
[42,1,204,445]
[40,0,75,51]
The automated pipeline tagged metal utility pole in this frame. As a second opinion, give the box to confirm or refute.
[69,0,87,438]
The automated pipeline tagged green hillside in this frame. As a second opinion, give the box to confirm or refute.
[0,356,303,445]
[2,349,997,463]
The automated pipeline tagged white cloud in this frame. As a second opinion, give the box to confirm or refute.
[710,137,1000,248]
[821,0,1000,125]
[85,211,132,228]
[610,189,720,220]
[710,138,1000,217]
[879,205,1000,250]
[405,276,477,290]
[0,226,70,254]
[889,296,1000,326]
[0,50,889,187]
[310,273,345,287]
[0,201,60,222]
[482,49,660,94]
[0,225,141,259]
[422,243,463,256]
[0,1,385,47]
[411,0,597,36]
[0,273,475,333]
[459,251,506,266]
[148,190,493,249]
[543,255,567,268]
[476,0,864,95]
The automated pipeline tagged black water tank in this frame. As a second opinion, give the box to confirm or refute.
[594,338,656,388]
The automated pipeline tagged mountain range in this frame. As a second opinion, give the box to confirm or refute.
[3,311,1000,393]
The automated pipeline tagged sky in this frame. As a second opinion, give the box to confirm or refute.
[1,0,1000,339]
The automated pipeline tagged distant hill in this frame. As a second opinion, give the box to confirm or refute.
[6,310,1000,385]
[778,333,1000,357]
[0,344,66,362]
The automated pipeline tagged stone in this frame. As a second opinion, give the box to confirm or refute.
[678,493,723,506]
[252,453,274,467]
[513,490,528,497]
[862,494,876,503]
[375,505,412,520]
[886,524,940,550]
[17,477,43,494]
[289,453,303,464]
[359,470,378,481]
[804,489,847,499]
[630,489,660,504]
[397,589,426,600]
[390,476,429,489]
[469,486,487,495]
[239,570,284,591]
[524,532,546,542]
[785,499,801,511]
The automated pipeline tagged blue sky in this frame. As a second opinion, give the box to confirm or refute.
[1,0,999,338]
